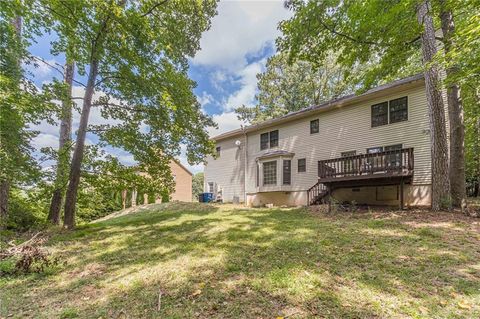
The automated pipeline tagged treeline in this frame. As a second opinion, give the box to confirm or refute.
[0,0,218,230]
[238,0,480,211]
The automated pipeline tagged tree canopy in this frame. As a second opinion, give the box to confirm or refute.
[236,53,356,124]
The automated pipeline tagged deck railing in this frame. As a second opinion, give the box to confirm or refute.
[318,148,414,180]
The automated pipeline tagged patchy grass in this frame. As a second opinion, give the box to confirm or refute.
[1,202,480,318]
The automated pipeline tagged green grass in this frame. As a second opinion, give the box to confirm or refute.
[1,202,480,318]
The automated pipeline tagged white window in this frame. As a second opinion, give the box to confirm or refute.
[208,182,214,193]
[263,161,277,185]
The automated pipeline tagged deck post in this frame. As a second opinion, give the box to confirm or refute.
[400,179,404,210]
[327,185,331,213]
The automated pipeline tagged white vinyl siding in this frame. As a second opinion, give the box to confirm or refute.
[245,84,438,194]
[204,136,245,202]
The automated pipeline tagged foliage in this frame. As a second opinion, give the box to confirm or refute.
[37,0,219,227]
[42,0,218,167]
[236,53,356,123]
[192,172,204,201]
[2,188,48,230]
[278,0,423,91]
[0,3,55,190]
[2,203,480,317]
[0,232,61,275]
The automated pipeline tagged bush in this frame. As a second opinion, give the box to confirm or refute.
[2,189,46,231]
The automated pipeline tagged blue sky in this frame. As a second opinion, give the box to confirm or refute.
[28,1,291,173]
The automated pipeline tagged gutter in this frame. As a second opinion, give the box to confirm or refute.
[211,73,425,142]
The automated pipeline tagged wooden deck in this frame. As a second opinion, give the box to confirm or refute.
[318,148,414,183]
[308,148,414,209]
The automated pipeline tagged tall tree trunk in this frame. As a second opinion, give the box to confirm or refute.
[63,59,99,229]
[439,2,467,209]
[47,62,74,224]
[1,16,23,222]
[0,181,9,222]
[416,0,451,211]
[477,118,480,197]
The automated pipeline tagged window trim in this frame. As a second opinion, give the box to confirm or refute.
[283,159,291,185]
[260,130,279,150]
[208,182,214,193]
[310,119,319,134]
[371,96,408,127]
[269,130,279,148]
[297,158,306,173]
[371,102,388,127]
[215,146,221,157]
[366,146,384,154]
[260,132,269,150]
[256,162,259,187]
[262,160,277,186]
[389,96,408,124]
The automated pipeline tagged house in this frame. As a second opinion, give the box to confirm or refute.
[125,159,192,208]
[204,74,448,208]
[169,159,193,202]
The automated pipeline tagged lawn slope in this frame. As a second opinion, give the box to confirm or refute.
[1,203,480,318]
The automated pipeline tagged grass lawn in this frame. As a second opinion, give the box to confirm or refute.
[1,202,480,318]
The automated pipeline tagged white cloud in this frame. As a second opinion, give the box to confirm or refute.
[197,91,214,109]
[208,111,244,137]
[224,59,265,111]
[24,58,61,81]
[31,133,59,150]
[192,0,291,71]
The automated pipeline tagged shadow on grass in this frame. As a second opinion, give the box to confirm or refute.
[2,203,480,318]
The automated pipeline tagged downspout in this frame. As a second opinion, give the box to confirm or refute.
[242,125,247,206]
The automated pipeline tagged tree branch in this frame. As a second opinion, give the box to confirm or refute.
[141,0,169,17]
[318,18,379,46]
[30,56,87,87]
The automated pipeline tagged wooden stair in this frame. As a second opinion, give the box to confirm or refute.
[307,181,328,205]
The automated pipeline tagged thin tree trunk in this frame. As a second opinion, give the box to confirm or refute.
[440,2,467,209]
[63,59,99,229]
[47,61,74,224]
[0,181,9,221]
[416,0,451,211]
[477,118,480,197]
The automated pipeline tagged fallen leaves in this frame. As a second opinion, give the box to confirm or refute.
[457,300,472,310]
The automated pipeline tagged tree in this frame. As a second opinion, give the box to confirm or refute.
[437,0,466,208]
[278,0,452,210]
[0,1,53,223]
[416,0,451,210]
[47,61,74,224]
[192,172,204,201]
[40,0,218,228]
[236,53,355,124]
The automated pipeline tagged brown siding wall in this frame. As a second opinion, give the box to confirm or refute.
[170,160,192,202]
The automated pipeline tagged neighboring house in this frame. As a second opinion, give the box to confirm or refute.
[204,74,448,208]
[169,159,193,202]
[127,159,192,208]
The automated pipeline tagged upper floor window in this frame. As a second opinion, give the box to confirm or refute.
[298,158,306,173]
[283,160,291,185]
[263,161,277,185]
[389,97,408,123]
[260,130,279,150]
[371,96,408,127]
[310,119,319,134]
[215,146,221,157]
[371,102,388,127]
